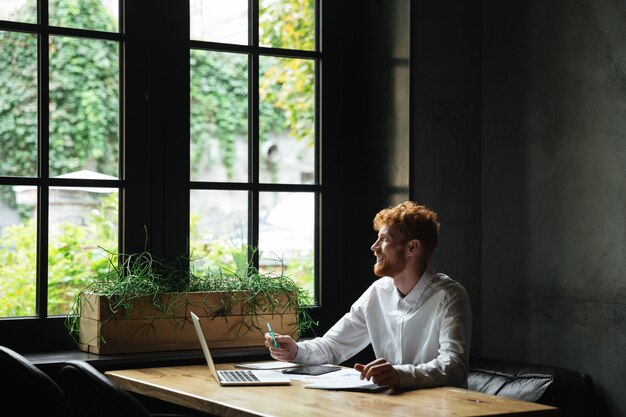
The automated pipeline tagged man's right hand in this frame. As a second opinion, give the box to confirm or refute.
[354,358,400,387]
[264,333,298,361]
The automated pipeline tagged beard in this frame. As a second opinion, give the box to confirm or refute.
[373,256,406,277]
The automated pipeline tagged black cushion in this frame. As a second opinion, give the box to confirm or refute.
[60,360,197,417]
[469,357,594,417]
[0,345,70,417]
[60,360,153,417]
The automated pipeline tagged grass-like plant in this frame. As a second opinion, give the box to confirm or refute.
[65,245,317,347]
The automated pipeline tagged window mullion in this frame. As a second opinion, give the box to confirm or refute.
[118,0,125,257]
[36,0,50,318]
[314,0,322,304]
[248,0,260,267]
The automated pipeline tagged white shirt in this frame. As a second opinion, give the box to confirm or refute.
[294,266,472,388]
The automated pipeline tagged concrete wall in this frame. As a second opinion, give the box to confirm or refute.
[410,0,626,414]
[411,1,484,355]
[318,0,410,358]
[482,1,626,415]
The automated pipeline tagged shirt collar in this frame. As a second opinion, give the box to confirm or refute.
[398,265,435,307]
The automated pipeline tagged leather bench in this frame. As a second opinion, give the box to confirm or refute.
[468,357,594,417]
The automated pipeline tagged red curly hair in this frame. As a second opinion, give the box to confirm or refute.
[373,201,440,254]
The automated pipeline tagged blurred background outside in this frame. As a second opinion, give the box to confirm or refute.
[0,0,316,317]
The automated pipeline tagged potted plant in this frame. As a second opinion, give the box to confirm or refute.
[65,247,317,354]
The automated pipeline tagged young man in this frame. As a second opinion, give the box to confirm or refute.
[265,201,472,389]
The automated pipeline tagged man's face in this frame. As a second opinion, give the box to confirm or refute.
[370,223,408,277]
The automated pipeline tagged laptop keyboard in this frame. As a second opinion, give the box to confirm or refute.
[220,370,261,383]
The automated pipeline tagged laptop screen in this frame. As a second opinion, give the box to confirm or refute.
[190,311,220,382]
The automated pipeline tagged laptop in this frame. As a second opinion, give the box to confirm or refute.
[190,311,291,386]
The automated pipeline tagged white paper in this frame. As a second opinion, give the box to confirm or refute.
[302,368,385,391]
[234,361,300,370]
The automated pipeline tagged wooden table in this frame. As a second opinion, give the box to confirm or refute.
[105,364,560,417]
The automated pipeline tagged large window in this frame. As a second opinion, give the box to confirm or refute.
[0,0,320,349]
[0,0,121,319]
[189,0,320,303]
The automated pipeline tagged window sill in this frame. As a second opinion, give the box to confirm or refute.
[25,345,271,372]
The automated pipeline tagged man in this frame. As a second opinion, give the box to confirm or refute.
[265,201,472,389]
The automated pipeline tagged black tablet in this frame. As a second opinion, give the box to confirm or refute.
[282,365,342,375]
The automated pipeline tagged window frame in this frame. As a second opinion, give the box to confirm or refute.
[188,0,322,303]
[0,1,125,326]
[0,0,324,352]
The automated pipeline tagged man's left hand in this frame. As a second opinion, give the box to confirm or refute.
[354,358,400,387]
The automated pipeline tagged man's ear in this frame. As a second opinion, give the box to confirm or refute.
[406,239,421,256]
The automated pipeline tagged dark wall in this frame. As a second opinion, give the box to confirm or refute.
[318,0,409,351]
[410,1,484,355]
[410,0,626,414]
[482,1,626,415]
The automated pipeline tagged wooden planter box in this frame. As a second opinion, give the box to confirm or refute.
[78,291,298,354]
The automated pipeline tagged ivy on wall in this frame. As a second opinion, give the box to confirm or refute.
[0,0,315,194]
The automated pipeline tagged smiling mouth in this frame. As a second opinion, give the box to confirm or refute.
[375,256,384,264]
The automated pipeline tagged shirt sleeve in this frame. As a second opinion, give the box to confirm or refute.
[394,285,472,388]
[293,287,373,365]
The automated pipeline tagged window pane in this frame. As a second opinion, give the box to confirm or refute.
[49,0,119,33]
[259,0,315,51]
[0,184,37,318]
[0,31,38,177]
[190,0,247,45]
[190,190,248,274]
[259,56,315,184]
[0,0,36,23]
[49,36,119,178]
[191,50,248,182]
[48,187,118,316]
[259,192,314,303]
